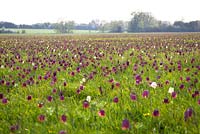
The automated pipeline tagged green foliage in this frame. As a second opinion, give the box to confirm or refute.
[174,21,200,32]
[21,30,26,34]
[128,12,158,32]
[128,12,159,32]
[54,21,75,34]
[109,21,124,33]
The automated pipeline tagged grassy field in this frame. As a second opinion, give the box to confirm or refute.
[0,33,200,134]
[6,28,99,34]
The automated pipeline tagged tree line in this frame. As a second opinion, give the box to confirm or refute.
[1,12,200,33]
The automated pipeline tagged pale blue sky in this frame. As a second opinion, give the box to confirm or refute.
[0,0,200,24]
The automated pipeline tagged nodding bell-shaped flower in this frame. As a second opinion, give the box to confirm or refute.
[150,82,157,89]
[98,109,105,117]
[122,119,130,130]
[86,96,91,102]
[184,108,193,121]
[37,114,45,122]
[130,93,137,101]
[142,90,149,98]
[168,87,174,94]
[113,96,119,103]
[60,114,67,123]
[83,100,89,109]
[152,109,160,117]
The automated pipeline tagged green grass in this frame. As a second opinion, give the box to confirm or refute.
[6,28,98,34]
[0,34,200,134]
[7,28,55,34]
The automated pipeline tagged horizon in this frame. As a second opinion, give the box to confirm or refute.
[0,0,200,25]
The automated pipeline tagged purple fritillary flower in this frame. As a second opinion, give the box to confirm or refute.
[60,114,67,123]
[130,93,137,101]
[10,124,19,132]
[152,109,160,117]
[2,98,8,104]
[98,109,105,117]
[179,84,184,90]
[186,77,190,82]
[37,114,45,122]
[171,92,177,98]
[142,90,149,98]
[163,98,169,104]
[47,96,53,102]
[184,108,193,121]
[27,95,32,100]
[60,96,64,101]
[113,96,119,103]
[122,119,130,130]
[115,82,120,87]
[0,93,3,99]
[63,82,67,87]
[59,130,66,134]
[52,88,57,93]
[83,100,89,109]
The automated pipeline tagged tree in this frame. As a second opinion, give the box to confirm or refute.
[89,20,109,33]
[173,21,200,32]
[157,21,171,32]
[65,21,75,33]
[54,21,75,33]
[89,20,100,30]
[173,21,186,31]
[98,20,107,33]
[189,21,200,32]
[109,21,124,33]
[0,21,17,28]
[128,12,159,32]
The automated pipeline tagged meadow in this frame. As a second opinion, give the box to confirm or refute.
[6,29,98,34]
[0,33,200,134]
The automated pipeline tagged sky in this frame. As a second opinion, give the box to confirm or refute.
[0,0,200,24]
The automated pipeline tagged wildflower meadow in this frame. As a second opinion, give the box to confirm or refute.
[0,33,200,133]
